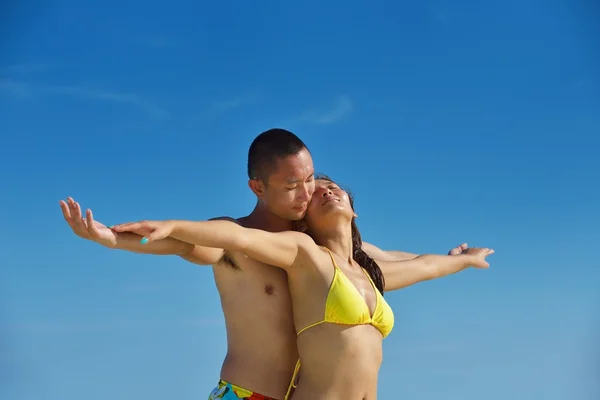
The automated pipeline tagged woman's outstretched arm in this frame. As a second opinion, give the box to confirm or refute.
[112,219,314,270]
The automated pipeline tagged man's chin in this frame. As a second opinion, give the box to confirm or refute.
[288,208,307,220]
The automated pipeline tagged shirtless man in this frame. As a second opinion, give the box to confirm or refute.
[60,128,467,400]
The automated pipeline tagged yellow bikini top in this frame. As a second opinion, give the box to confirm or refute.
[296,247,395,338]
[285,248,395,399]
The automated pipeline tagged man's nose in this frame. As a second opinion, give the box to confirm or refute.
[298,186,311,201]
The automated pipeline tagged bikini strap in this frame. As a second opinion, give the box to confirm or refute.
[320,246,339,269]
[284,359,302,400]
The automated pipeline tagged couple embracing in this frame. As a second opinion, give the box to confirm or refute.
[61,128,493,400]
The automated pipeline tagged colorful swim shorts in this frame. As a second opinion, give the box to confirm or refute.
[208,380,276,400]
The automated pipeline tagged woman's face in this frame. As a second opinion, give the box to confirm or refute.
[303,179,355,231]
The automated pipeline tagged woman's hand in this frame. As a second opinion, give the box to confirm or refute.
[112,220,176,244]
[463,247,495,269]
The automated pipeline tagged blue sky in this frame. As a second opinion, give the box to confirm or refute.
[1,0,599,399]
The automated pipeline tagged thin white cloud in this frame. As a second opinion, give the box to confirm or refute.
[297,96,353,125]
[46,85,168,118]
[212,93,260,113]
[184,93,260,126]
[0,80,167,118]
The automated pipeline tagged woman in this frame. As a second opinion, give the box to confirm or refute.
[112,176,494,400]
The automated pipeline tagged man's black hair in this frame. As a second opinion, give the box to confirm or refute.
[247,128,309,181]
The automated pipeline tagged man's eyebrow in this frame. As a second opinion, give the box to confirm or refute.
[286,173,315,184]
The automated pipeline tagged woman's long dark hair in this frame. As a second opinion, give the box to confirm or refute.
[315,174,386,294]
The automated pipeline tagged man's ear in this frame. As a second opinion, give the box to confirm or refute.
[248,179,266,198]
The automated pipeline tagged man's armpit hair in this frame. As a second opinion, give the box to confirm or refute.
[219,251,241,270]
[209,216,242,270]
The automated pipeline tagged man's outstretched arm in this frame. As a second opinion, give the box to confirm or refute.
[361,242,418,262]
[377,248,494,292]
[103,230,224,265]
[60,197,224,265]
[361,241,471,289]
[362,241,469,262]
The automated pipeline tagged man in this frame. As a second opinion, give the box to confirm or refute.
[60,128,467,400]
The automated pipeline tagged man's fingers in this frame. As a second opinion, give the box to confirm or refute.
[61,199,85,234]
[69,199,84,227]
[60,200,73,222]
[449,242,468,255]
[68,198,80,219]
[73,201,84,223]
[72,201,93,237]
[86,209,101,237]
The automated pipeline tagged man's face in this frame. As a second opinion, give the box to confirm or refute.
[258,148,315,221]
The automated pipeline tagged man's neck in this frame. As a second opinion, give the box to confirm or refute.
[242,203,295,233]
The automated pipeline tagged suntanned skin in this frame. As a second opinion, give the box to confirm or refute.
[109,179,494,400]
[60,149,468,399]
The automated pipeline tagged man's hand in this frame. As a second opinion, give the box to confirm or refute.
[60,197,118,248]
[448,242,469,255]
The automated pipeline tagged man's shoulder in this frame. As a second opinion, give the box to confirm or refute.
[210,215,264,230]
[209,216,242,225]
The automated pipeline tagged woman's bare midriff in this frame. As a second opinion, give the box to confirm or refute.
[291,324,383,400]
